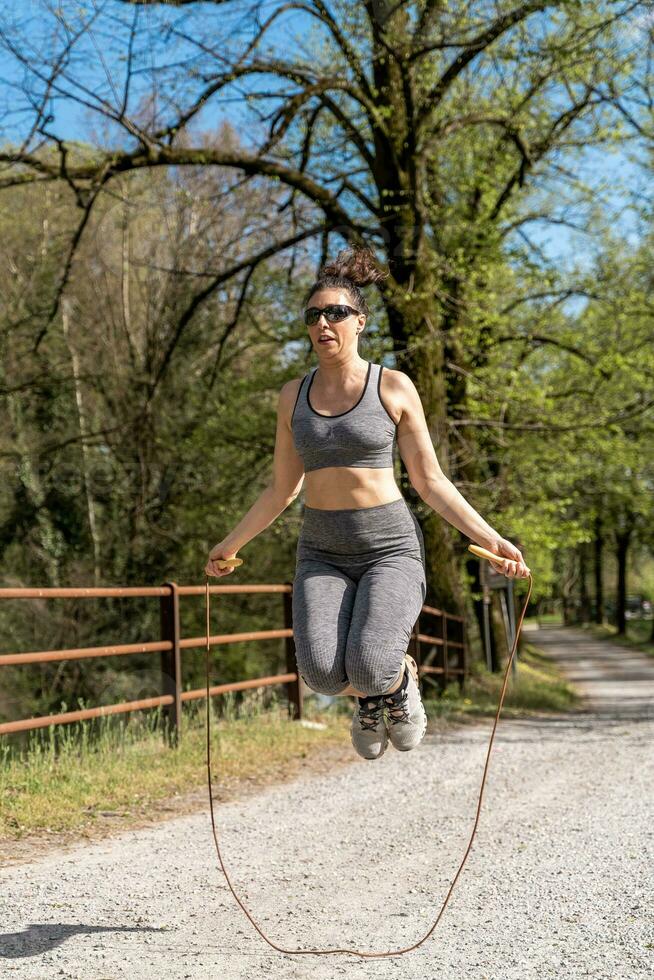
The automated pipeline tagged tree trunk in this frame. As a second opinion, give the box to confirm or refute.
[579,541,592,624]
[381,252,466,616]
[615,528,631,636]
[466,555,485,657]
[489,593,506,672]
[61,297,102,585]
[594,514,604,625]
[561,548,578,626]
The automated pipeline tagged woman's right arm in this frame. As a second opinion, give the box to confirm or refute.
[206,379,305,577]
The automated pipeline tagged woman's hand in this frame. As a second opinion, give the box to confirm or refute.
[205,541,240,578]
[486,537,531,579]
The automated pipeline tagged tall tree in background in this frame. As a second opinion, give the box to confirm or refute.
[490,223,654,629]
[0,151,310,720]
[0,0,651,616]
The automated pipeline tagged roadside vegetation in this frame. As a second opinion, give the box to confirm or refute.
[423,642,580,720]
[1,642,578,843]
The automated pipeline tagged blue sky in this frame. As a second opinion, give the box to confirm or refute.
[0,0,647,274]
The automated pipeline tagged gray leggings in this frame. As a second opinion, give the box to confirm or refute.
[292,497,427,697]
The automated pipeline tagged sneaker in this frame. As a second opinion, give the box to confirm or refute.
[382,654,427,752]
[350,694,389,760]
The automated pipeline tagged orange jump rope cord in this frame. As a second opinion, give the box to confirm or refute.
[204,570,533,958]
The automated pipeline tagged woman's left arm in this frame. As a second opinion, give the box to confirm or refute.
[393,372,530,577]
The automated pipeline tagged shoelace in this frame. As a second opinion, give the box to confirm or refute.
[383,687,409,725]
[357,697,385,731]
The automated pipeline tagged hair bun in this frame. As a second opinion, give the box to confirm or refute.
[319,244,389,288]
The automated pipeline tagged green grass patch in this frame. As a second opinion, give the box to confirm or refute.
[535,612,564,626]
[0,692,350,840]
[422,642,580,721]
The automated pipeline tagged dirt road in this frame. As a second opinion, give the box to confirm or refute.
[1,625,652,979]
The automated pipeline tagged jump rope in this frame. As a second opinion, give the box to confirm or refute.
[204,543,533,958]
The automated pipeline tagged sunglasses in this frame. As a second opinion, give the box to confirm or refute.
[303,304,361,327]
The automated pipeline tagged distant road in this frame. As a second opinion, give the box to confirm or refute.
[527,623,654,720]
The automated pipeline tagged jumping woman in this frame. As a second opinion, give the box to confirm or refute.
[206,245,530,761]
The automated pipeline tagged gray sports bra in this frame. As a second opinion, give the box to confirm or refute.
[291,361,397,473]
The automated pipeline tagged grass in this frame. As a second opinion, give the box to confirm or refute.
[535,611,565,626]
[0,692,349,840]
[1,645,578,843]
[421,640,580,721]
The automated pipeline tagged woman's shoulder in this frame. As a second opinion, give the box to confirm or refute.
[376,364,417,392]
[379,364,408,379]
[279,374,308,426]
[380,366,418,394]
[378,367,420,426]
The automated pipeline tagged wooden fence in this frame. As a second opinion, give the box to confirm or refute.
[0,582,467,744]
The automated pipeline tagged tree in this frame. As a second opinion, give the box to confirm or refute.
[0,0,650,618]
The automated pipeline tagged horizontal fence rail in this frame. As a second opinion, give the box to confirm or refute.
[0,582,468,743]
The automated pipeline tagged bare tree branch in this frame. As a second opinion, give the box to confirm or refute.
[499,288,604,315]
[205,262,256,392]
[492,332,601,369]
[448,393,654,431]
[416,0,553,126]
[146,221,325,404]
[488,89,605,221]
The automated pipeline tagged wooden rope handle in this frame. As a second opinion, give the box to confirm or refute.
[469,543,519,565]
[212,557,244,569]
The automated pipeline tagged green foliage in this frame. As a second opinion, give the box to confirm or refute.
[424,640,581,718]
[1,1,652,728]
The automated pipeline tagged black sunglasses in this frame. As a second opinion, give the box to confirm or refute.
[303,304,361,327]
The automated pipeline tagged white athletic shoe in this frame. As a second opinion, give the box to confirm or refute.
[383,654,427,752]
[350,695,389,760]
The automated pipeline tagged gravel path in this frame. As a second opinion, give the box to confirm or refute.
[1,626,653,979]
[527,623,654,720]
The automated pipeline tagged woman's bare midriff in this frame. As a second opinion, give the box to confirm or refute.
[303,466,403,510]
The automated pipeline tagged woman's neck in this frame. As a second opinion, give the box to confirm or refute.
[315,354,368,387]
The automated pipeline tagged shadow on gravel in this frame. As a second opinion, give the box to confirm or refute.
[0,922,165,960]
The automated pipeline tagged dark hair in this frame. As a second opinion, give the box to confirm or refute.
[302,244,389,317]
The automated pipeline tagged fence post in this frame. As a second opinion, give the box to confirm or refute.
[442,613,449,694]
[160,581,182,746]
[411,607,422,695]
[283,584,303,721]
[459,616,467,694]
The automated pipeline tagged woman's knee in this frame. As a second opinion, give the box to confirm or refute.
[301,672,350,696]
[344,647,403,697]
[295,648,349,696]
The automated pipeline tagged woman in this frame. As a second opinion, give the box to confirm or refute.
[206,245,530,762]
